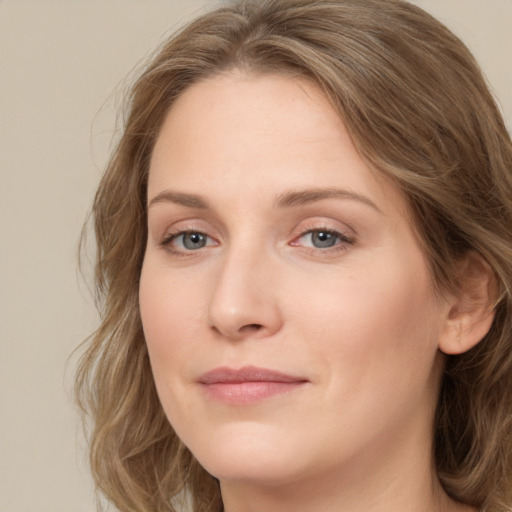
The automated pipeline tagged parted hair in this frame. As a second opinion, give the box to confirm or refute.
[76,1,512,511]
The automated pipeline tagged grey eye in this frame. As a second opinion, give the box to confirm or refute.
[310,230,339,248]
[181,232,208,250]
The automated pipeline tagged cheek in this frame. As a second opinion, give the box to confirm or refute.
[289,252,442,386]
[139,264,204,385]
[138,263,211,438]
[286,262,443,459]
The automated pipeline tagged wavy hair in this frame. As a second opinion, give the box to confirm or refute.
[76,1,512,511]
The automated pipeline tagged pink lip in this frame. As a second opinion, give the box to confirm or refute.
[198,366,308,405]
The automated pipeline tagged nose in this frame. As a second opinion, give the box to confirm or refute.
[207,245,283,341]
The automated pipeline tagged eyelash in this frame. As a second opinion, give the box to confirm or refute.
[159,227,355,257]
[290,228,355,254]
[160,230,217,257]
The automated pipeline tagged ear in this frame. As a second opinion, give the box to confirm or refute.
[439,251,498,355]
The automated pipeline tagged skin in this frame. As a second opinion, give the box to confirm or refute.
[139,71,477,512]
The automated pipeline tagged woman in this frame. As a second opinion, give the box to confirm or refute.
[76,1,512,511]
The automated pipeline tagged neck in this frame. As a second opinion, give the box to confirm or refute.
[221,459,472,512]
[219,416,473,512]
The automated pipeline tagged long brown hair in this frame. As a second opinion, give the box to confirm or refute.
[76,1,512,511]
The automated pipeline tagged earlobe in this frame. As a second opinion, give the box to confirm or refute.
[439,252,498,355]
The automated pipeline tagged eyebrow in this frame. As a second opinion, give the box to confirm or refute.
[148,187,380,212]
[275,187,381,212]
[148,190,210,209]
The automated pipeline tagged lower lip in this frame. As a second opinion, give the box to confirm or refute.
[200,381,307,405]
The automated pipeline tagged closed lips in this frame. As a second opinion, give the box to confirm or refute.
[198,366,308,384]
[197,366,309,405]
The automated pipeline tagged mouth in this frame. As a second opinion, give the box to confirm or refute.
[197,365,309,405]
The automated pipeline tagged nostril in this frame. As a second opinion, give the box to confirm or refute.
[241,324,263,333]
[209,323,263,339]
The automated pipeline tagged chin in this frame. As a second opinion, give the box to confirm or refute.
[186,422,304,484]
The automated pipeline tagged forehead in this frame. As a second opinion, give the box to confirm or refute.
[150,71,344,170]
[148,71,406,218]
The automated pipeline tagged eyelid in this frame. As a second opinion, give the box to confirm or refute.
[161,229,217,245]
[155,215,221,256]
[291,217,355,240]
[156,217,217,243]
[158,230,219,259]
[288,218,357,256]
[290,228,354,247]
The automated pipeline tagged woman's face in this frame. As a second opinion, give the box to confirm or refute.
[140,72,449,490]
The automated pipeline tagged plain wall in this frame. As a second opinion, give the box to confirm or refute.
[0,1,510,511]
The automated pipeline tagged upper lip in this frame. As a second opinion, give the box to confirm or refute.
[198,365,308,384]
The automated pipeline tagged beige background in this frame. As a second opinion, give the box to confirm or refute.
[0,1,510,511]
